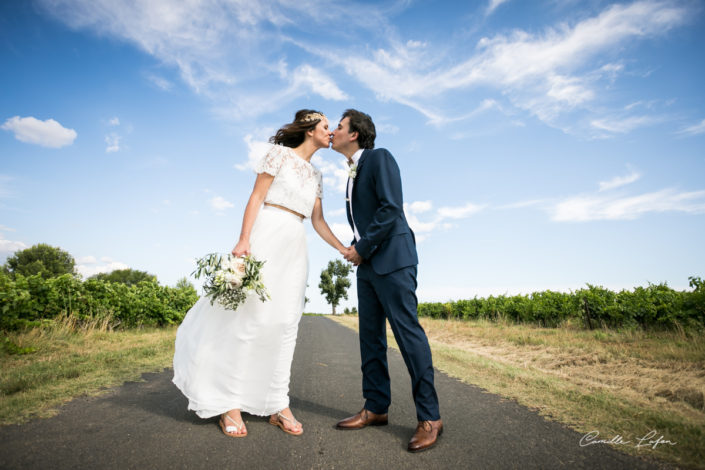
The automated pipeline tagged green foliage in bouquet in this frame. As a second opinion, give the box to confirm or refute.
[192,253,269,311]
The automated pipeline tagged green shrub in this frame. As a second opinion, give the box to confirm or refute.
[0,273,198,330]
[417,278,703,331]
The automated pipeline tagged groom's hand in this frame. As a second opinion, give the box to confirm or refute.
[343,245,363,266]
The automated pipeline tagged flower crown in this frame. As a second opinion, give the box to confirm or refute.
[299,112,326,123]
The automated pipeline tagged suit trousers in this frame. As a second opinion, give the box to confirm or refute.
[356,263,440,421]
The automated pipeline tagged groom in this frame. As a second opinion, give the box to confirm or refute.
[330,109,442,452]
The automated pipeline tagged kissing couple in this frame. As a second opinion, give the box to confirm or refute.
[173,109,442,452]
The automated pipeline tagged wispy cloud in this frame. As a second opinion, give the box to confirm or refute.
[598,170,641,191]
[146,73,173,91]
[485,0,511,16]
[590,114,661,134]
[38,0,354,120]
[316,0,689,132]
[105,133,121,153]
[551,188,705,222]
[404,200,485,241]
[2,116,77,148]
[209,195,234,212]
[678,118,705,136]
[36,0,692,134]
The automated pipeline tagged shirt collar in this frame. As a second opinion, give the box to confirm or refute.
[349,148,364,166]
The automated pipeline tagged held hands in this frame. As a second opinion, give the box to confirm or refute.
[341,245,363,266]
[232,240,250,257]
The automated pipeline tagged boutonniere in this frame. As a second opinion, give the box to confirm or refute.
[347,163,357,179]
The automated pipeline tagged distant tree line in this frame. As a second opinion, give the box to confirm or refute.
[1,244,198,330]
[417,279,705,330]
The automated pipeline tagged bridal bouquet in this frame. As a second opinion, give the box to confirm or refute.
[192,253,270,310]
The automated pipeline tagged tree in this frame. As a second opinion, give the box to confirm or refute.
[318,260,352,315]
[3,243,76,279]
[174,277,195,290]
[89,269,156,286]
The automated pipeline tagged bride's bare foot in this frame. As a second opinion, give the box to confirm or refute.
[269,407,303,435]
[219,409,247,437]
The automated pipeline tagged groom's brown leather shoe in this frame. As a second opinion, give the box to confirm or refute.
[335,408,388,430]
[407,419,443,452]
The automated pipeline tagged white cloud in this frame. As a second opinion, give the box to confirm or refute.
[108,117,120,126]
[376,122,399,135]
[316,0,689,132]
[330,223,353,244]
[210,195,234,211]
[37,0,354,120]
[590,114,660,134]
[438,203,485,219]
[235,135,273,172]
[76,255,129,278]
[405,200,433,214]
[2,116,77,148]
[105,133,121,152]
[326,208,346,217]
[311,153,349,194]
[404,200,484,240]
[36,0,691,132]
[551,189,705,222]
[146,73,173,91]
[497,199,546,210]
[678,118,705,136]
[291,64,348,101]
[598,170,641,191]
[0,235,28,257]
[485,0,510,16]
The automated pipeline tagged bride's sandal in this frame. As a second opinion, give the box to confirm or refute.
[269,411,303,436]
[219,413,247,438]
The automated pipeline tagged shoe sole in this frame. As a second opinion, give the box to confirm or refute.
[335,421,388,430]
[407,426,443,453]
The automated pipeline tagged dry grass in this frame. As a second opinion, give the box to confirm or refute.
[330,314,705,469]
[0,313,177,425]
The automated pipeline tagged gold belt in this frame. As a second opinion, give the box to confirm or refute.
[264,202,305,220]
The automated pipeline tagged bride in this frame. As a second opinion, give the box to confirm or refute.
[173,110,345,437]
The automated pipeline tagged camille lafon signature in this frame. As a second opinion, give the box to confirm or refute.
[580,430,677,450]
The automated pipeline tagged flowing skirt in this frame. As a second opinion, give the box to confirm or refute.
[172,206,308,418]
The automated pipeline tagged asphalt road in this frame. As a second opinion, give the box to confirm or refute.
[0,316,672,469]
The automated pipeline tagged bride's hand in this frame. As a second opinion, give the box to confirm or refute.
[232,240,250,257]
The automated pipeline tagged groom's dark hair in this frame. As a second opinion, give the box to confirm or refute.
[342,109,375,149]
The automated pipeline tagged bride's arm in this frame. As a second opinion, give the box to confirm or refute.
[311,198,346,253]
[232,173,275,256]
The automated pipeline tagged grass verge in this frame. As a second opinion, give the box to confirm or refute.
[329,314,705,470]
[0,314,176,425]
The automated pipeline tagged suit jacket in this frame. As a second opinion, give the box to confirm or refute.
[346,148,418,275]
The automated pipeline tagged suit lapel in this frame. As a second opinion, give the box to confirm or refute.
[351,149,369,201]
[346,149,368,236]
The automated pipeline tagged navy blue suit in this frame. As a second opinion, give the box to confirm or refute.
[347,148,440,421]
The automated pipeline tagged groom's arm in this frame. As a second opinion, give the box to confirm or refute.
[354,149,404,260]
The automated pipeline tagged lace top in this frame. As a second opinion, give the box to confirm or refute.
[255,144,323,218]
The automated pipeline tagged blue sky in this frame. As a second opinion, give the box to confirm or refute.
[1,0,704,313]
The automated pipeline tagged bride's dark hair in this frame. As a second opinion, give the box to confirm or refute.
[269,109,325,148]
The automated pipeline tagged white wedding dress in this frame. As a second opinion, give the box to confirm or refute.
[173,144,323,418]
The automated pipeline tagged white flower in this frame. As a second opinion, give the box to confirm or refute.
[347,164,357,179]
[224,272,243,288]
[227,256,247,276]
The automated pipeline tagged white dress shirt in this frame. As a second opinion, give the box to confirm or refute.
[347,149,364,242]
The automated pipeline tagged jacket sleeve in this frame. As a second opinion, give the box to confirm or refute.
[354,149,404,260]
